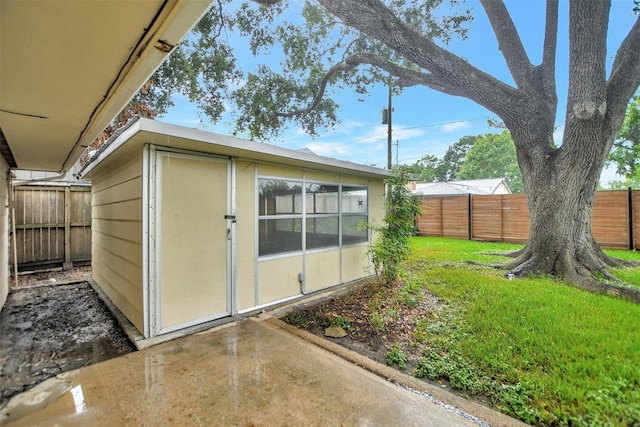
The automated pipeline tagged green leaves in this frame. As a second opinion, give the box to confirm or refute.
[457,131,524,193]
[134,1,473,141]
[606,90,640,181]
[406,131,523,193]
[368,168,422,283]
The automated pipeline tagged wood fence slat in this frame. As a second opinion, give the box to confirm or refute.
[442,196,470,239]
[471,195,503,241]
[501,194,528,243]
[418,190,637,249]
[416,197,443,237]
[592,191,629,249]
[12,185,92,270]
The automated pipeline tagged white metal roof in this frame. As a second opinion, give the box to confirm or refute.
[80,118,389,180]
[412,178,511,196]
[0,0,212,172]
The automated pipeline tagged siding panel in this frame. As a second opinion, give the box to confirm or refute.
[91,150,143,332]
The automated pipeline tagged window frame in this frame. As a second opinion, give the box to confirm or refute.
[257,174,370,259]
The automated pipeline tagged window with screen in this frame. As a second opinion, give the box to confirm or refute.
[258,179,303,256]
[342,185,368,244]
[306,183,339,249]
[258,178,369,257]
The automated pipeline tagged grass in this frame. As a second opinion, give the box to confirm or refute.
[405,237,640,426]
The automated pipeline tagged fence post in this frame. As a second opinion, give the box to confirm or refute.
[467,194,471,240]
[500,194,505,242]
[63,187,72,270]
[629,188,634,251]
[439,198,444,237]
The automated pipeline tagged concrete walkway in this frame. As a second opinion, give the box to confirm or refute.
[0,316,524,426]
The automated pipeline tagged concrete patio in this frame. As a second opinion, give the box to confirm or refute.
[0,315,524,426]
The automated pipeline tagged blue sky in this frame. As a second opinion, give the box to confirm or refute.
[160,0,638,187]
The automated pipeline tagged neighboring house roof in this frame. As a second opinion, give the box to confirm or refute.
[0,0,212,172]
[412,178,511,196]
[79,118,389,180]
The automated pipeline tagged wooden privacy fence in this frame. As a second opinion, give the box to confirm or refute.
[12,185,91,271]
[416,190,640,250]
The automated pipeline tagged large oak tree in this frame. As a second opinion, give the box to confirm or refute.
[150,0,640,300]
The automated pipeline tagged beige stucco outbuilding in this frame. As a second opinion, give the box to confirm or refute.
[81,118,387,339]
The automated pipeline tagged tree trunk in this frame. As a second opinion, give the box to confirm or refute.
[506,119,640,302]
[314,0,640,302]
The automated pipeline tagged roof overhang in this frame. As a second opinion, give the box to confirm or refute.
[0,0,212,172]
[81,118,389,180]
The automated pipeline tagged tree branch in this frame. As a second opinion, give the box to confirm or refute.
[480,0,533,91]
[538,0,559,108]
[607,17,640,125]
[345,54,467,96]
[274,61,354,118]
[316,0,520,117]
[275,53,466,119]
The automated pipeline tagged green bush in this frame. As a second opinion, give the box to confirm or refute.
[367,168,422,283]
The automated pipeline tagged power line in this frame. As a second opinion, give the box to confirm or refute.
[401,115,494,131]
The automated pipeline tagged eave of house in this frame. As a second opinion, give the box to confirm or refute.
[80,118,389,180]
[0,0,212,172]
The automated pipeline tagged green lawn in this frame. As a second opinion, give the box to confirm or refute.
[405,237,640,426]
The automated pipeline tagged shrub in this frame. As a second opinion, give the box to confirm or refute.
[367,168,422,283]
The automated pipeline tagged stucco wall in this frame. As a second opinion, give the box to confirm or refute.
[0,158,9,310]
[235,160,257,312]
[91,151,144,332]
[258,255,304,305]
[255,169,384,306]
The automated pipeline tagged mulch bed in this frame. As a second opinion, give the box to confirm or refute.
[281,279,445,372]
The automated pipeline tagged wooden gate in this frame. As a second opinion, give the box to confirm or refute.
[12,185,91,271]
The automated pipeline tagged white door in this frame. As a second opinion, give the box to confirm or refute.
[154,151,231,335]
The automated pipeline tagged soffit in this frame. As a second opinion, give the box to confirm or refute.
[0,0,211,172]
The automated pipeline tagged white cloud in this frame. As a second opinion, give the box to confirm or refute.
[393,127,427,140]
[599,165,621,188]
[352,125,426,145]
[440,120,471,133]
[337,120,367,134]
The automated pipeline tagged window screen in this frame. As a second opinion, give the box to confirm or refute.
[258,179,369,257]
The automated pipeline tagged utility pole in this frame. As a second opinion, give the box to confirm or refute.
[381,76,393,170]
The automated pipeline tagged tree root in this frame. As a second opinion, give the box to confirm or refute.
[465,260,506,270]
[462,242,640,303]
[503,246,640,304]
[500,247,528,258]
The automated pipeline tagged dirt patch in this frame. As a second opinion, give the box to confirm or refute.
[0,269,135,409]
[281,279,446,373]
[11,266,92,289]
